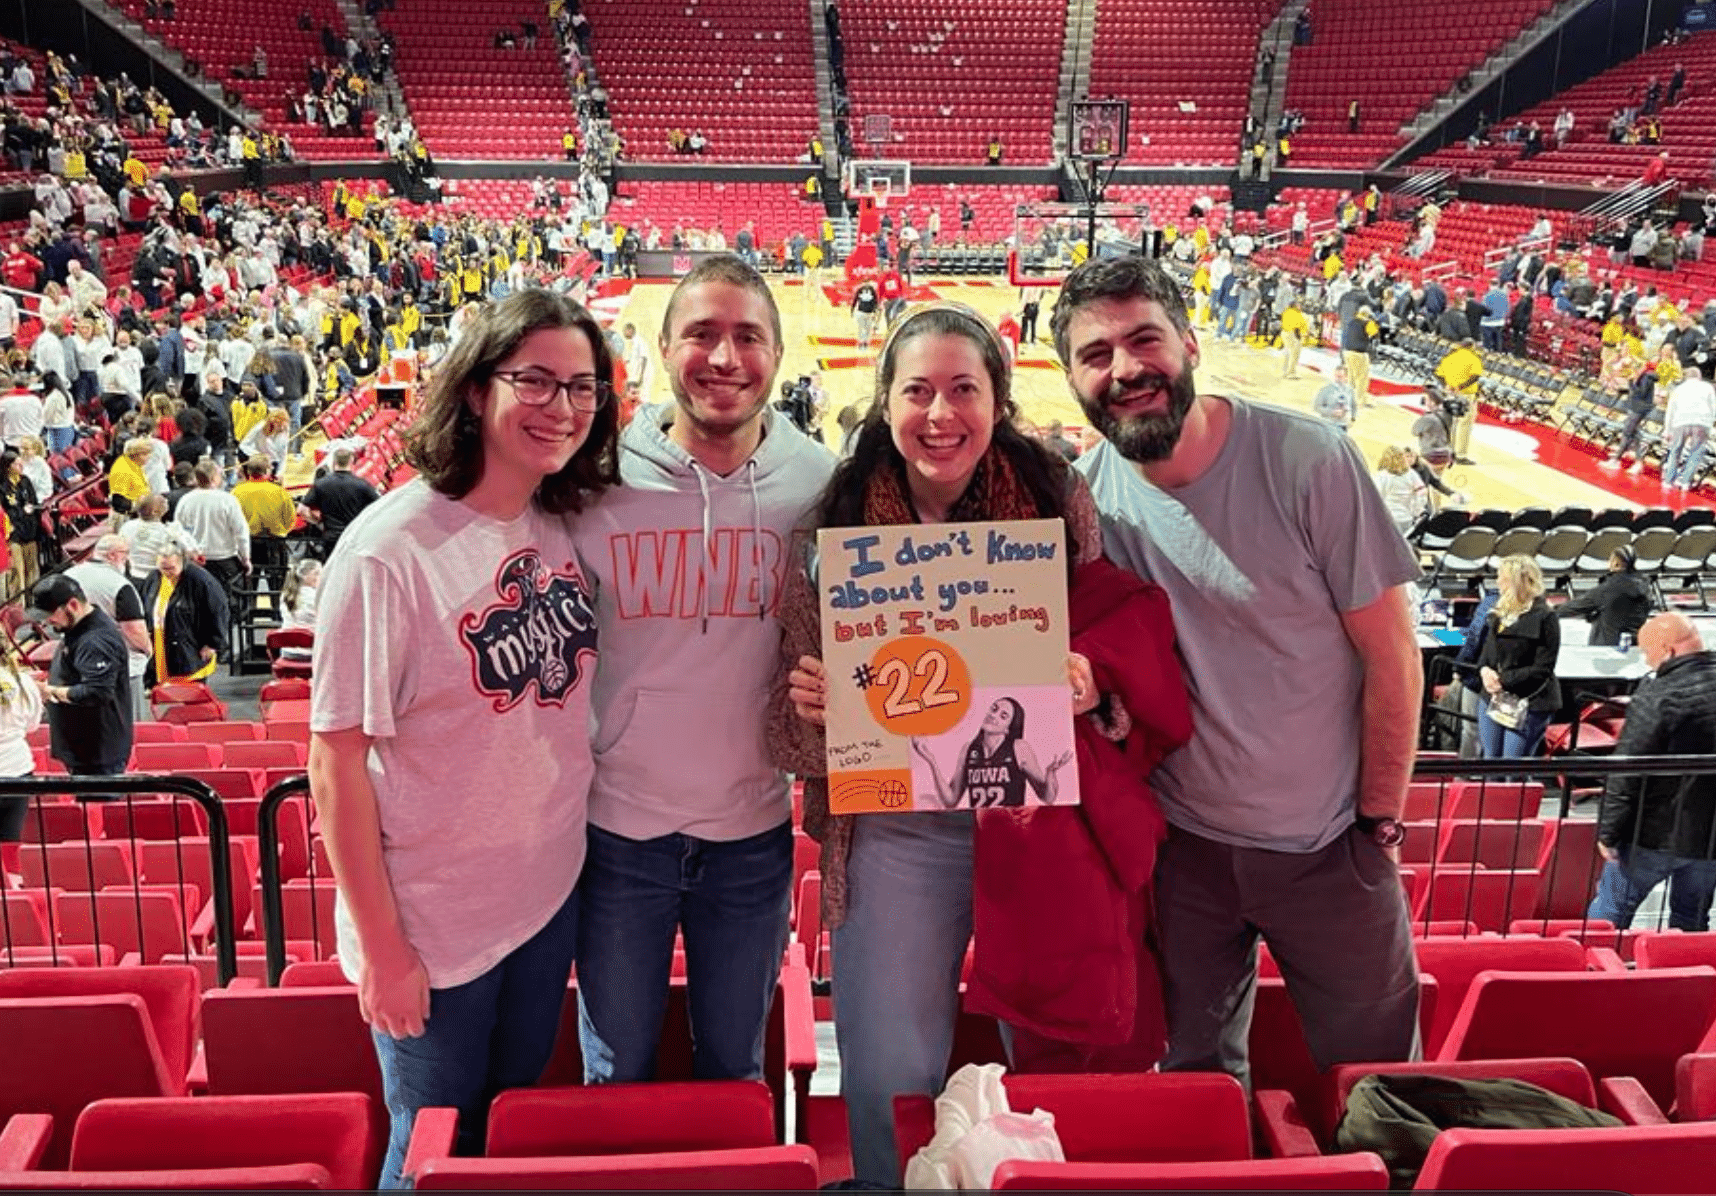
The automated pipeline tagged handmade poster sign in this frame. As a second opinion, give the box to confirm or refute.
[818,517,1079,814]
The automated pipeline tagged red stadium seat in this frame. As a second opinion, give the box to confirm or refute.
[410,1144,821,1190]
[200,986,384,1102]
[894,1072,1249,1168]
[1677,1053,1716,1121]
[1435,967,1716,1107]
[1413,935,1590,1054]
[0,965,199,1091]
[1635,932,1716,972]
[1257,1057,1661,1157]
[991,1153,1391,1190]
[1415,1122,1716,1193]
[0,994,185,1168]
[223,741,309,770]
[68,1093,379,1189]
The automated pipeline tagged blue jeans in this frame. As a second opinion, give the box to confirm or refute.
[1477,697,1551,759]
[575,819,792,1084]
[831,812,974,1188]
[45,426,75,455]
[1664,424,1709,488]
[1589,846,1716,932]
[1216,306,1240,340]
[371,884,579,1189]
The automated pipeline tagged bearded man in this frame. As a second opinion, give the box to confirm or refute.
[1050,254,1425,1089]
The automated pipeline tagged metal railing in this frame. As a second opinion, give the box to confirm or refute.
[0,776,239,983]
[1404,755,1716,939]
[256,774,319,985]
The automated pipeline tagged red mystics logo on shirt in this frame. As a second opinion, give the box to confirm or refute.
[460,550,598,711]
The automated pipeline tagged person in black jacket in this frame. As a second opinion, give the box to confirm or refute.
[28,573,132,777]
[1604,365,1661,473]
[1556,547,1654,647]
[1590,613,1716,930]
[169,407,211,468]
[1477,555,1562,758]
[137,546,228,685]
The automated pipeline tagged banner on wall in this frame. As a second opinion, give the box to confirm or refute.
[818,518,1079,815]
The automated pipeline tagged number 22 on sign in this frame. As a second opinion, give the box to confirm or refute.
[861,637,971,736]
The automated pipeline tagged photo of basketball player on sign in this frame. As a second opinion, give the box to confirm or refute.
[909,688,1073,810]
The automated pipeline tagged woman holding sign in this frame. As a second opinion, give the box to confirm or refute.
[911,697,1072,809]
[768,303,1188,1188]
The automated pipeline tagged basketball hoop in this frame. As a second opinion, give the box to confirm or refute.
[842,159,912,202]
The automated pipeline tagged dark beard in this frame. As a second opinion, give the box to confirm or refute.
[1076,361,1197,463]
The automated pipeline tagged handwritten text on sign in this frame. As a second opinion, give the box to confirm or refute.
[818,518,1077,814]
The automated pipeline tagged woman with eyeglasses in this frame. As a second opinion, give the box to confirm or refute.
[768,303,1190,1187]
[308,289,620,1189]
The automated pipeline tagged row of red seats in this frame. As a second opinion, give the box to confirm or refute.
[1,953,1715,1187]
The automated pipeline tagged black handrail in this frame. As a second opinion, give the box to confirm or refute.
[0,775,238,984]
[256,774,313,986]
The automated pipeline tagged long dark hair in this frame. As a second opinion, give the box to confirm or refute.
[405,288,620,515]
[810,304,1072,530]
[968,696,1025,761]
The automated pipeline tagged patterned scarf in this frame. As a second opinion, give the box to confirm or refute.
[859,443,1047,528]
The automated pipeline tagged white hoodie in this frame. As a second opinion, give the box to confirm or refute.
[574,403,834,841]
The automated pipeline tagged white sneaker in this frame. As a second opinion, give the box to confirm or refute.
[1628,462,1644,476]
[1598,457,1620,471]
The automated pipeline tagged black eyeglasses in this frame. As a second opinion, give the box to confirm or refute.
[493,369,612,412]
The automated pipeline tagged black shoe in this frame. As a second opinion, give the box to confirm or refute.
[1454,456,1476,465]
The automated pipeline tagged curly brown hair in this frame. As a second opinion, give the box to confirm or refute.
[405,289,620,515]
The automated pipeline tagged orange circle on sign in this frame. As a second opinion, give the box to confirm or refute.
[862,637,972,737]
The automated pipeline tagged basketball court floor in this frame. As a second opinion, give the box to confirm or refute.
[599,276,1708,516]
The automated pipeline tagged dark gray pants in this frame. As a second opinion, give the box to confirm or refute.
[1155,822,1420,1090]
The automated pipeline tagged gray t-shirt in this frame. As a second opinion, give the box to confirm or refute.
[1076,398,1420,852]
[310,482,599,988]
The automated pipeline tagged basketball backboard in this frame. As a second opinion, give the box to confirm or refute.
[841,158,913,201]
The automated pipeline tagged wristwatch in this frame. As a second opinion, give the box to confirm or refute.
[1354,813,1407,848]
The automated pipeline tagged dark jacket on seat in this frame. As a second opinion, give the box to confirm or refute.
[1597,650,1716,858]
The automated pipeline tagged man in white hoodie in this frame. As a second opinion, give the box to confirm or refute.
[573,255,834,1084]
[1663,364,1716,492]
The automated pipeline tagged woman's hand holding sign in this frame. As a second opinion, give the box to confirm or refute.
[789,654,828,725]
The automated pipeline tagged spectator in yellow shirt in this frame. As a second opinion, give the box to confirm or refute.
[1280,301,1309,379]
[107,439,155,514]
[231,455,296,579]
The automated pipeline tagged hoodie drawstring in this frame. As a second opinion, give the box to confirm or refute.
[748,458,765,622]
[691,459,716,634]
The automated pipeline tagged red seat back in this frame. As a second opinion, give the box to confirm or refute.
[1635,932,1716,972]
[1676,1052,1716,1122]
[894,1073,1249,1167]
[132,743,222,772]
[1414,936,1588,1054]
[0,965,198,1090]
[0,994,181,1167]
[52,889,192,965]
[1413,869,1543,932]
[1417,1122,1716,1194]
[413,1144,820,1190]
[19,842,133,891]
[486,1081,775,1158]
[70,1093,379,1190]
[200,987,384,1104]
[991,1153,1391,1190]
[183,722,266,746]
[1437,967,1716,1107]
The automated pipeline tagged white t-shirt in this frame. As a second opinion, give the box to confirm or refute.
[310,482,598,988]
